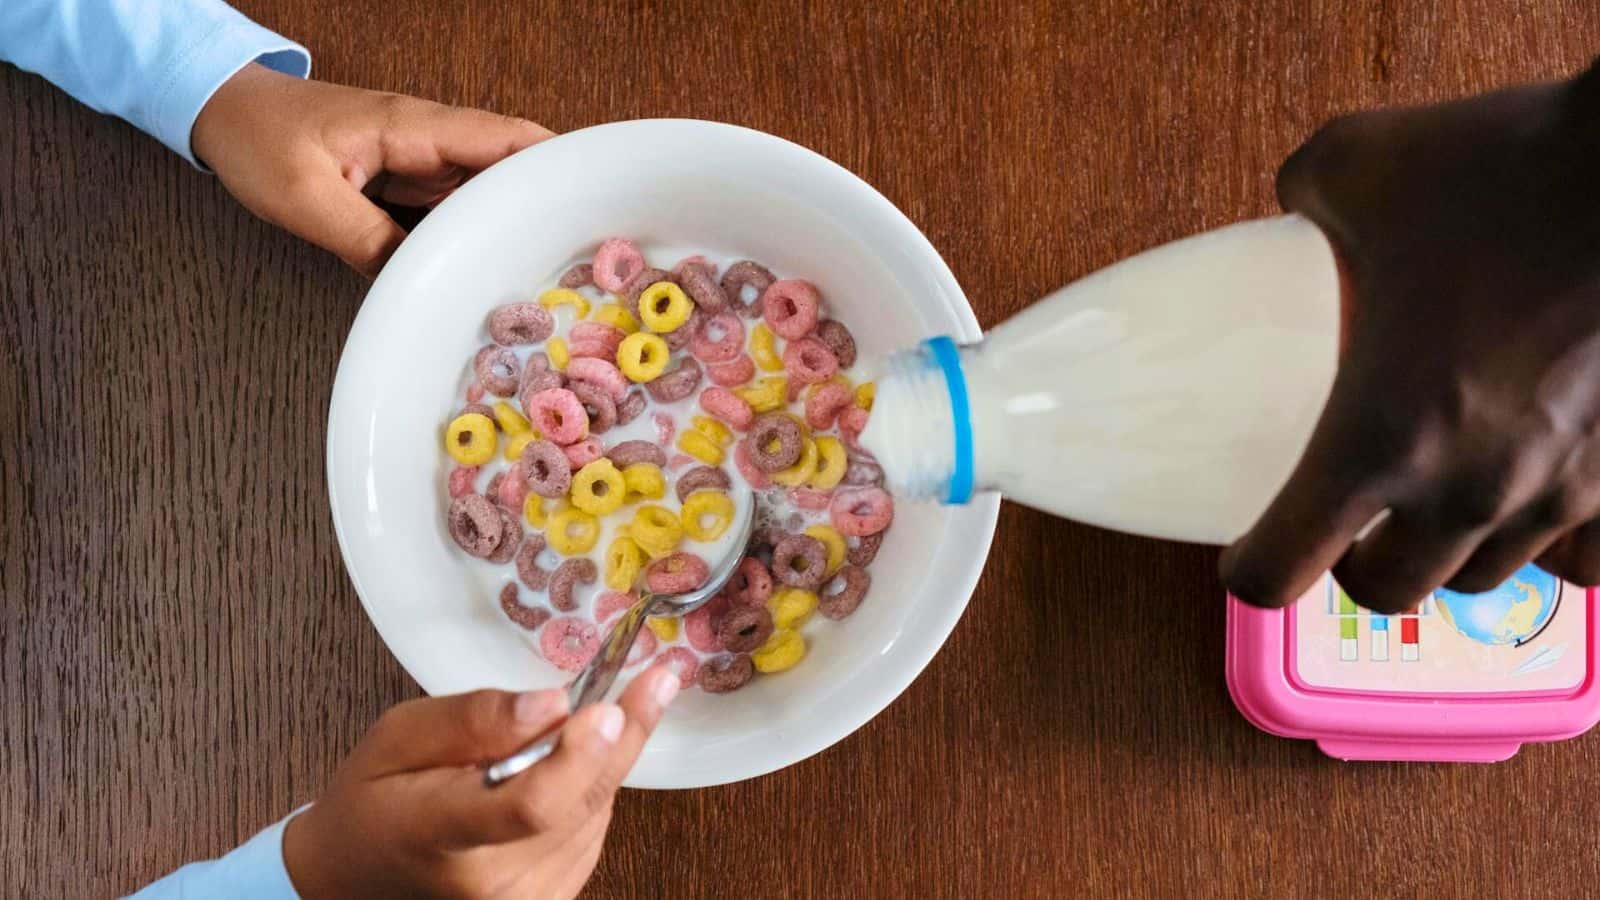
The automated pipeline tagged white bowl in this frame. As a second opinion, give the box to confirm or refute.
[326,119,999,788]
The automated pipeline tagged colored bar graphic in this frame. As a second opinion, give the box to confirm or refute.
[1401,614,1419,661]
[1338,589,1359,661]
[1369,611,1390,661]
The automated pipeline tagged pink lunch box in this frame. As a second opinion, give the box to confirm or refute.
[1226,564,1600,762]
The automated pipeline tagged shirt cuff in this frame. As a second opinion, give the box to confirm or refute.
[147,17,310,169]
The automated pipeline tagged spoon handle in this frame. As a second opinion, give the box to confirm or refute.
[483,591,657,786]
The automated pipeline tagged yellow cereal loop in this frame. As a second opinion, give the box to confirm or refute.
[523,494,546,528]
[854,381,875,411]
[751,323,784,371]
[571,459,627,516]
[677,430,725,465]
[505,430,538,462]
[604,536,644,591]
[547,507,600,555]
[691,415,733,447]
[622,463,666,502]
[593,303,641,334]
[492,401,532,435]
[445,413,496,465]
[548,336,570,371]
[805,524,847,576]
[539,287,591,320]
[752,629,806,673]
[680,491,735,542]
[638,282,694,333]
[617,332,671,382]
[630,505,683,558]
[645,616,680,642]
[734,375,788,413]
[809,436,847,490]
[767,588,819,631]
[771,436,818,487]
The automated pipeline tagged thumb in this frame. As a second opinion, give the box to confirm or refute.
[348,689,570,777]
[277,167,408,278]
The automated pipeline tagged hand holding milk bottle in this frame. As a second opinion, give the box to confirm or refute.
[864,59,1600,613]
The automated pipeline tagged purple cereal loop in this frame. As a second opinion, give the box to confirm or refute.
[746,525,786,566]
[771,534,828,589]
[620,266,673,313]
[661,309,701,352]
[674,465,733,503]
[816,319,857,369]
[460,402,496,421]
[447,494,504,558]
[699,654,755,693]
[846,531,883,567]
[645,357,703,403]
[568,379,618,433]
[559,263,595,289]
[716,605,775,653]
[548,557,597,612]
[675,259,728,313]
[486,508,524,564]
[843,456,885,487]
[593,238,646,293]
[519,439,574,497]
[819,565,870,620]
[515,535,552,590]
[748,412,802,472]
[473,345,522,396]
[690,312,746,364]
[606,440,668,469]
[720,260,775,318]
[488,302,555,345]
[500,582,553,630]
[615,390,647,425]
[519,366,566,411]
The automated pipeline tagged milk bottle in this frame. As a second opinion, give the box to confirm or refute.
[860,215,1340,544]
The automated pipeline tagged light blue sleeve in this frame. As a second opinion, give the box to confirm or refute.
[0,0,310,167]
[124,812,304,900]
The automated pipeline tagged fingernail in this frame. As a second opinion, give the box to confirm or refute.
[514,690,559,724]
[652,670,681,707]
[595,705,624,744]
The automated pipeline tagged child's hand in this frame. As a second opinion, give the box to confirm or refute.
[282,666,680,899]
[192,63,553,278]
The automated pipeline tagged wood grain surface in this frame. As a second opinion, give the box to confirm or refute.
[4,1,1599,897]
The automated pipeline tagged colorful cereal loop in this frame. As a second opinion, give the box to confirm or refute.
[617,332,671,383]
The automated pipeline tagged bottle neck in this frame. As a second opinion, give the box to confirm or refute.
[859,336,977,504]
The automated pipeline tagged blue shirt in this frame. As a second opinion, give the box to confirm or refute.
[2,5,314,895]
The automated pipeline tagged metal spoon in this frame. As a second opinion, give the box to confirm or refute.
[484,499,756,786]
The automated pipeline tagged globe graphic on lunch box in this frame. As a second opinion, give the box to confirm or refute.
[1433,563,1562,647]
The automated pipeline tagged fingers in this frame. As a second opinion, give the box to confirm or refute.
[369,96,553,177]
[1220,380,1397,608]
[352,688,569,776]
[1330,510,1488,614]
[1539,518,1600,585]
[279,166,408,278]
[430,665,679,849]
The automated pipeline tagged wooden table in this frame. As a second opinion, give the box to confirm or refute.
[4,1,1598,896]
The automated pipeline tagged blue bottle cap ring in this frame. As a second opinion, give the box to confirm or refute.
[924,336,974,504]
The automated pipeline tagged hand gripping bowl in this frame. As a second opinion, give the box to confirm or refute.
[326,119,999,788]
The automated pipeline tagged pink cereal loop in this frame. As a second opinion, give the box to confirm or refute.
[568,340,616,361]
[655,646,701,688]
[466,382,485,403]
[592,238,646,293]
[782,336,839,385]
[562,437,604,469]
[761,279,821,340]
[653,413,676,446]
[728,557,774,607]
[668,453,695,471]
[699,386,755,430]
[707,355,756,387]
[539,617,602,672]
[645,552,711,594]
[805,381,854,430]
[447,466,480,498]
[595,590,638,623]
[838,405,869,450]
[829,487,894,537]
[570,322,626,355]
[525,388,589,444]
[690,312,746,364]
[684,595,729,652]
[734,439,772,489]
[497,467,530,508]
[566,357,629,402]
[788,487,832,510]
